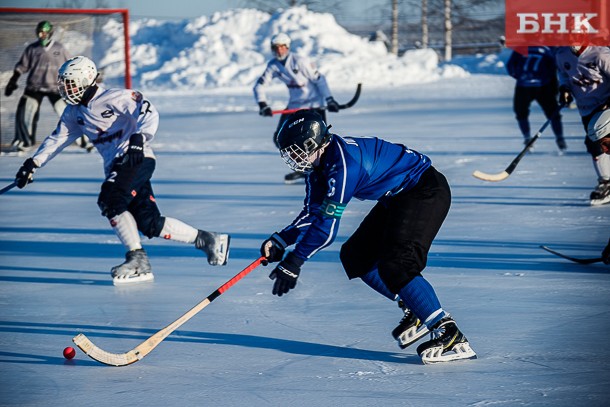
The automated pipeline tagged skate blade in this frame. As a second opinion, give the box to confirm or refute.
[397,325,429,349]
[112,272,155,285]
[420,342,477,364]
[590,196,610,206]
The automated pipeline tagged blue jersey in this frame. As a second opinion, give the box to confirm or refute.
[506,46,558,87]
[279,135,431,261]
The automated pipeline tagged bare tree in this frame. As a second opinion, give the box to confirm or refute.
[444,0,452,60]
[421,0,428,48]
[391,0,399,55]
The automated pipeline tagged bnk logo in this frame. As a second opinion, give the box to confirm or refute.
[517,13,598,34]
[505,0,609,54]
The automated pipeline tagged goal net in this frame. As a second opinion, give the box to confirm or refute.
[0,7,131,148]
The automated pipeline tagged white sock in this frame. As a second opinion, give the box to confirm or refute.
[159,217,198,243]
[110,212,142,251]
[593,154,610,181]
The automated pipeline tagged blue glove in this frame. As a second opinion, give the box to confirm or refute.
[15,158,37,189]
[260,232,287,264]
[125,133,144,167]
[326,96,340,112]
[269,252,304,296]
[258,102,272,117]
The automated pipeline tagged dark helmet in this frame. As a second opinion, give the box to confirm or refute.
[36,21,53,46]
[276,110,332,173]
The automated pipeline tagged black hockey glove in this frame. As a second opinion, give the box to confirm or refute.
[125,133,144,167]
[5,72,19,97]
[326,96,340,112]
[269,252,304,297]
[559,85,573,106]
[261,232,288,264]
[258,102,272,117]
[15,157,38,189]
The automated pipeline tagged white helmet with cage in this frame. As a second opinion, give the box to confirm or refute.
[270,33,291,48]
[57,56,98,105]
[270,33,291,60]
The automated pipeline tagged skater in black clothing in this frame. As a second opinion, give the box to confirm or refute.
[506,46,566,152]
[4,21,92,151]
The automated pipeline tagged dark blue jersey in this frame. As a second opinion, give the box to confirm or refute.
[278,135,431,261]
[506,46,558,87]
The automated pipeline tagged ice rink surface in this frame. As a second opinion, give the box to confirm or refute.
[1,77,609,406]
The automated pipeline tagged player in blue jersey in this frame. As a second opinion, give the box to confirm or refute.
[506,46,565,152]
[259,110,476,364]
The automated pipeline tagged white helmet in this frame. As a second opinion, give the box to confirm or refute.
[587,110,610,142]
[57,56,98,105]
[270,33,291,48]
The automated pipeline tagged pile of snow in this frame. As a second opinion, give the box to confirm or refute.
[102,6,471,91]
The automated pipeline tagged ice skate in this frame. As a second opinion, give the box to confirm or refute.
[111,248,154,285]
[590,180,610,206]
[391,302,429,349]
[523,137,534,153]
[195,230,230,266]
[416,317,477,364]
[9,140,33,153]
[556,138,567,155]
[284,171,306,184]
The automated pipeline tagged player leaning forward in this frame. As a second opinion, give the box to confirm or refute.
[13,56,230,284]
[260,110,476,363]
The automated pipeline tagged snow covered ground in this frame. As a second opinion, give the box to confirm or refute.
[1,75,609,406]
[1,6,609,407]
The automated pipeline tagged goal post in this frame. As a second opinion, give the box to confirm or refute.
[0,7,131,147]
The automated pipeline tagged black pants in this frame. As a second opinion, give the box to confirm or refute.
[14,90,63,146]
[97,158,164,238]
[513,83,563,140]
[340,166,451,294]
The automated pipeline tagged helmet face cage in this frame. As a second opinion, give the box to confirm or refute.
[57,56,98,105]
[280,137,320,173]
[277,111,330,173]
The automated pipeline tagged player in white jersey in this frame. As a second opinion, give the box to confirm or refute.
[253,33,340,184]
[555,46,610,205]
[13,56,230,285]
[586,110,610,264]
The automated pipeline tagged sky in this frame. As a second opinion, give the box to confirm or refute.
[4,0,379,20]
[0,6,609,407]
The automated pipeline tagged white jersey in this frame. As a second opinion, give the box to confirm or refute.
[31,86,159,176]
[253,52,332,109]
[555,46,610,117]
